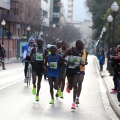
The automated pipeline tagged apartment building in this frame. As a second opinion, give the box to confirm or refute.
[0,0,47,58]
[67,0,73,21]
[49,0,62,27]
[41,0,50,27]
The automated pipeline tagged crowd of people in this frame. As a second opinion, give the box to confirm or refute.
[98,46,120,95]
[22,36,88,109]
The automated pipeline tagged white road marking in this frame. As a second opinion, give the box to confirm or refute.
[0,79,23,90]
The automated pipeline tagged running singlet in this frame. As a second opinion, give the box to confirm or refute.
[66,47,82,76]
[68,48,82,69]
[31,47,47,75]
[47,54,61,77]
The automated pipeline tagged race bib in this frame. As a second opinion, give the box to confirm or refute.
[36,52,43,61]
[50,62,57,69]
[68,56,81,68]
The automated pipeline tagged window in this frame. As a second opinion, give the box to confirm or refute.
[4,0,10,4]
[43,10,48,18]
[44,0,48,3]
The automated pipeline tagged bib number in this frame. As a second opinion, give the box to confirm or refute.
[50,62,57,69]
[68,56,81,68]
[36,52,43,61]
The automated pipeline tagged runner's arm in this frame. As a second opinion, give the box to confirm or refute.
[112,55,120,59]
[44,55,48,69]
[85,51,88,65]
[62,49,71,58]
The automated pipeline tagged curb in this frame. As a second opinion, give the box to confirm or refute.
[5,60,21,64]
[107,90,120,119]
[94,56,120,119]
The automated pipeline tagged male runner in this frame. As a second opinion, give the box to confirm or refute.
[76,48,88,105]
[31,38,48,101]
[62,40,84,109]
[45,45,73,104]
[56,40,68,98]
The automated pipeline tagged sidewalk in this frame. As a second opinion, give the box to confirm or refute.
[4,57,21,64]
[95,56,120,119]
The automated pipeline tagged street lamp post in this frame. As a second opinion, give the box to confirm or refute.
[111,2,119,49]
[102,27,106,48]
[1,20,6,46]
[27,26,31,39]
[107,15,113,49]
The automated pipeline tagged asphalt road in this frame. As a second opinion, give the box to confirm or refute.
[0,55,118,120]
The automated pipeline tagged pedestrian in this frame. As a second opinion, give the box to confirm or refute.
[107,48,113,72]
[62,40,84,109]
[111,45,120,93]
[30,38,48,101]
[0,43,6,70]
[98,48,105,71]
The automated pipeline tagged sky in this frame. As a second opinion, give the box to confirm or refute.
[61,0,92,22]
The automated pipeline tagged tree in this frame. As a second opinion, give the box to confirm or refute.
[18,0,45,38]
[85,0,114,39]
[60,24,81,43]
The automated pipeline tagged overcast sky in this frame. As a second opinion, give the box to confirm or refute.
[61,0,92,22]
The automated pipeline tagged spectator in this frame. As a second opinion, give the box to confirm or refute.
[111,45,120,93]
[107,48,113,72]
[98,48,105,71]
[0,43,6,70]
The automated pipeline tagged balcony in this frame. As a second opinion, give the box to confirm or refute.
[53,12,60,18]
[11,0,19,2]
[54,2,62,7]
[54,0,60,2]
[1,14,19,22]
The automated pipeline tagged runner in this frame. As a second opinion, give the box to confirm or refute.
[76,48,88,105]
[45,45,73,104]
[62,40,84,109]
[56,40,68,98]
[30,38,48,101]
[56,41,62,49]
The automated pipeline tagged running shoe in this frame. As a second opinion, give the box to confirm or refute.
[58,88,61,96]
[60,92,63,98]
[76,99,79,104]
[32,87,36,95]
[71,103,76,109]
[56,93,59,97]
[36,95,39,101]
[49,99,54,104]
[66,87,71,93]
[110,90,118,94]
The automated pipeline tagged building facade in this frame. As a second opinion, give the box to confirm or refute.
[49,0,62,27]
[41,0,50,27]
[67,0,73,21]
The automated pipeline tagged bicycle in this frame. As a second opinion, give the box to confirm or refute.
[22,60,32,87]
